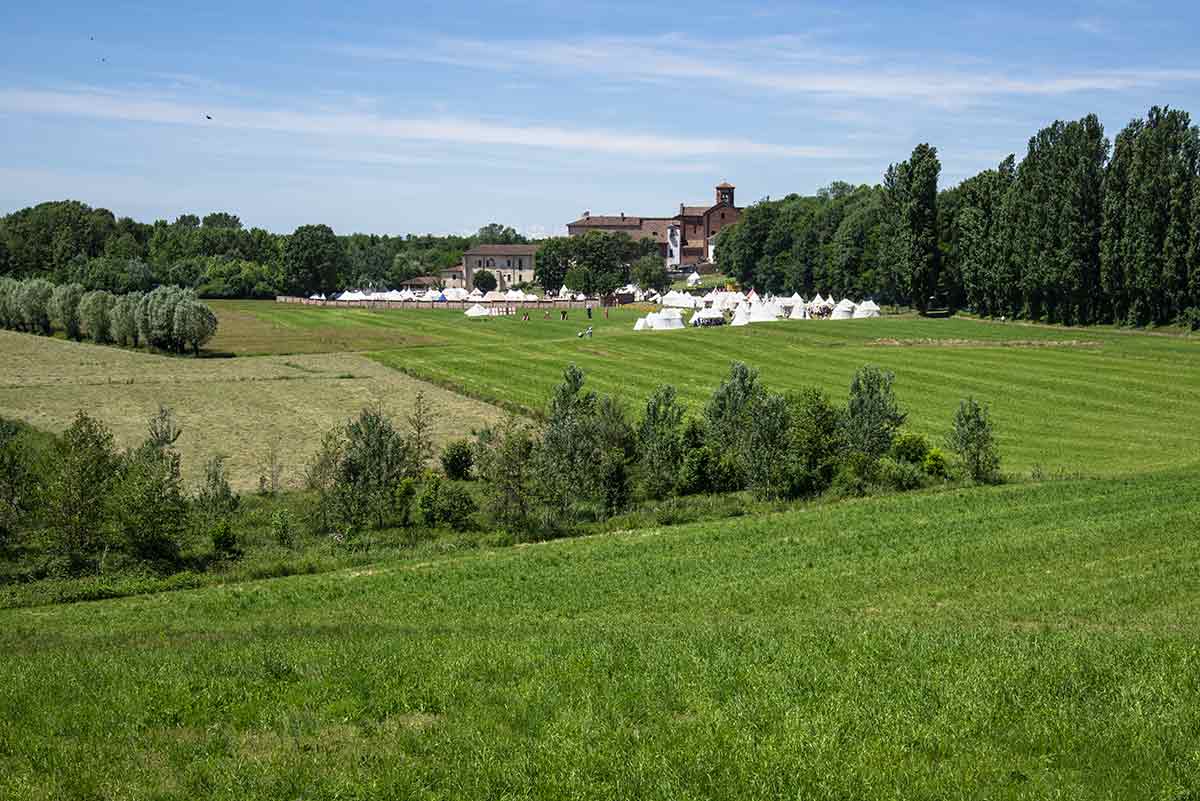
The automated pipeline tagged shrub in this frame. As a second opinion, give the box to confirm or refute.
[111,292,141,346]
[878,456,927,491]
[0,419,41,548]
[923,447,950,479]
[829,452,879,498]
[890,432,930,465]
[638,385,685,499]
[335,405,415,529]
[474,416,535,532]
[79,290,115,343]
[418,473,477,531]
[435,484,478,531]
[785,387,846,498]
[947,398,1001,483]
[210,518,242,560]
[743,391,792,500]
[173,299,218,356]
[417,472,443,526]
[18,278,54,335]
[705,361,762,450]
[194,455,239,520]
[1182,307,1200,331]
[440,439,474,481]
[598,452,631,518]
[50,283,85,340]
[0,277,20,329]
[270,508,297,548]
[111,446,187,570]
[677,445,716,495]
[41,411,120,573]
[844,365,906,458]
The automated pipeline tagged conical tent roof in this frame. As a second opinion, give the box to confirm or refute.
[730,305,751,326]
[464,304,489,318]
[789,301,808,320]
[831,298,857,319]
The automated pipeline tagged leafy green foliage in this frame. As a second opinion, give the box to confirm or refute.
[440,439,474,481]
[844,366,906,459]
[283,224,346,296]
[49,282,85,340]
[40,412,120,573]
[890,432,930,465]
[472,269,497,292]
[948,398,1001,483]
[638,385,685,499]
[632,254,669,292]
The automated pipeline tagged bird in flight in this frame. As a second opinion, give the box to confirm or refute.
[205,114,213,120]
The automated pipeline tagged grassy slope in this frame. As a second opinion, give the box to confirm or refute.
[1,469,1198,799]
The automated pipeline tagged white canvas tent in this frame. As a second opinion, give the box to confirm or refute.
[464,304,490,318]
[308,293,326,300]
[652,308,685,330]
[633,316,648,331]
[482,290,505,303]
[749,302,781,323]
[730,304,751,326]
[686,271,702,287]
[467,287,484,300]
[831,298,857,319]
[789,301,810,320]
[853,299,881,318]
[690,307,725,326]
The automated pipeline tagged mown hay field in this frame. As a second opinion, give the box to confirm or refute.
[0,329,500,490]
[1,469,1197,798]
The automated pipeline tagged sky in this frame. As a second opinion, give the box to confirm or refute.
[2,1,1199,236]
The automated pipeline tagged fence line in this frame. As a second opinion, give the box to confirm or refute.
[274,296,606,310]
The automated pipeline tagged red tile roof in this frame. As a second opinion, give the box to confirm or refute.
[463,244,539,256]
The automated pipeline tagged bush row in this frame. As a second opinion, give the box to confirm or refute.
[0,278,218,354]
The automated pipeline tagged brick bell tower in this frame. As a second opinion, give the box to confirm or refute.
[715,181,735,207]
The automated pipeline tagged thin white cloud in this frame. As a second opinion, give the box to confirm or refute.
[334,33,1200,103]
[0,87,851,160]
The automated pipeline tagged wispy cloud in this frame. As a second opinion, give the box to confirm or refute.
[0,87,851,160]
[333,33,1200,103]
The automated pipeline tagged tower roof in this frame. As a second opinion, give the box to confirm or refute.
[716,181,734,189]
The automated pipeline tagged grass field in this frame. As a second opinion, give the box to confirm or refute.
[0,328,500,490]
[3,300,1199,798]
[1,469,1197,798]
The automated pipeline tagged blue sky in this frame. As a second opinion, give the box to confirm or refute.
[2,1,1198,236]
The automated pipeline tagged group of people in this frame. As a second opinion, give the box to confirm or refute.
[517,305,609,322]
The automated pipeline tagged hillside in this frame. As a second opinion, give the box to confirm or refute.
[1,468,1197,798]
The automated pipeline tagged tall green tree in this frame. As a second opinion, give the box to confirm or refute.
[283,224,345,296]
[883,143,941,313]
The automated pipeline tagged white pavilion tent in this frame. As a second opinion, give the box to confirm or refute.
[686,271,702,287]
[464,304,490,318]
[853,299,881,318]
[831,298,857,319]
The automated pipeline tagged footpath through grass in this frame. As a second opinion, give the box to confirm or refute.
[1,468,1198,798]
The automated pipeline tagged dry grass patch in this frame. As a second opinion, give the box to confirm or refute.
[0,331,500,491]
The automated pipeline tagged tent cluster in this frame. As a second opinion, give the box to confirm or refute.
[632,308,685,331]
[634,289,881,331]
[318,287,475,303]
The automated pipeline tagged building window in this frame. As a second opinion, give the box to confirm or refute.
[518,258,523,267]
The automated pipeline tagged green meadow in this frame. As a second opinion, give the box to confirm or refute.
[2,300,1199,799]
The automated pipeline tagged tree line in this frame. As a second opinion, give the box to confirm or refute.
[0,202,529,299]
[0,278,217,354]
[1,364,999,589]
[716,105,1200,327]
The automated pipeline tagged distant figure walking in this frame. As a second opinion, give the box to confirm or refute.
[604,307,609,320]
[560,309,568,321]
[586,305,593,320]
[544,310,550,320]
